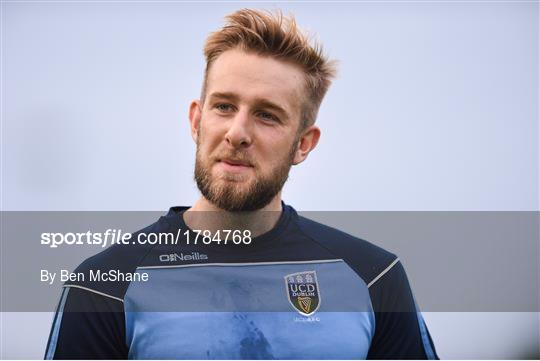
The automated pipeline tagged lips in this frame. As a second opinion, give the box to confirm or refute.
[220,158,252,167]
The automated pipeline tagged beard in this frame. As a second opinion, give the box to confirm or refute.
[194,135,298,212]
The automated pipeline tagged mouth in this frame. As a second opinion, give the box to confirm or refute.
[218,158,253,172]
[220,158,252,166]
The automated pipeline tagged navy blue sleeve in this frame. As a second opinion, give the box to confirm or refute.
[295,214,438,360]
[43,220,163,360]
[367,260,438,359]
[44,287,128,360]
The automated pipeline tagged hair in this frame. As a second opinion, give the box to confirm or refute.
[202,8,337,131]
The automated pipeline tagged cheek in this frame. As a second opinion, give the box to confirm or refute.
[261,139,295,166]
[198,123,224,153]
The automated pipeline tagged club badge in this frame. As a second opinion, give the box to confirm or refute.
[284,271,321,316]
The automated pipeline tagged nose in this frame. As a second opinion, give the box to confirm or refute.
[225,108,252,148]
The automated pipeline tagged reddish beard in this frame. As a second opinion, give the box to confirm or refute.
[194,136,297,212]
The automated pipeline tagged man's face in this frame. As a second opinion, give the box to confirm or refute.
[190,49,309,211]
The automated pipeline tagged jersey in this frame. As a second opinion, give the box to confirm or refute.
[44,203,438,359]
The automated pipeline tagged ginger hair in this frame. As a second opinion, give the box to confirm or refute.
[202,8,337,130]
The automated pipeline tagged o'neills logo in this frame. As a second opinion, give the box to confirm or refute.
[284,271,321,316]
[159,252,208,262]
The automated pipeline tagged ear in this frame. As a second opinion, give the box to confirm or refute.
[292,125,321,165]
[188,100,202,143]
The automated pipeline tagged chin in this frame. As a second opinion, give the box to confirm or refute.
[216,172,251,183]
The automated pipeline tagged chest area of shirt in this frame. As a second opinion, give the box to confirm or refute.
[124,260,374,359]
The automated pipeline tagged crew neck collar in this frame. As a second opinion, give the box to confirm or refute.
[162,201,294,250]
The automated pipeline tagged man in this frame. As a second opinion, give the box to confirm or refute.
[45,9,438,359]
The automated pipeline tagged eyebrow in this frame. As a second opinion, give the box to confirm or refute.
[208,92,290,120]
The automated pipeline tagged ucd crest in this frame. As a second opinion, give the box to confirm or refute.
[284,271,321,316]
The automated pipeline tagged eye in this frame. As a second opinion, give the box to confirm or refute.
[257,111,279,123]
[214,103,235,113]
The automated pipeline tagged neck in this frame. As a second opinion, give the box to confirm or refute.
[183,194,283,238]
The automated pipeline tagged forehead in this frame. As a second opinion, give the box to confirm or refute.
[206,49,305,118]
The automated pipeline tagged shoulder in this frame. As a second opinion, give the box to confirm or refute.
[73,219,165,271]
[64,212,175,300]
[294,211,399,287]
[293,210,420,312]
